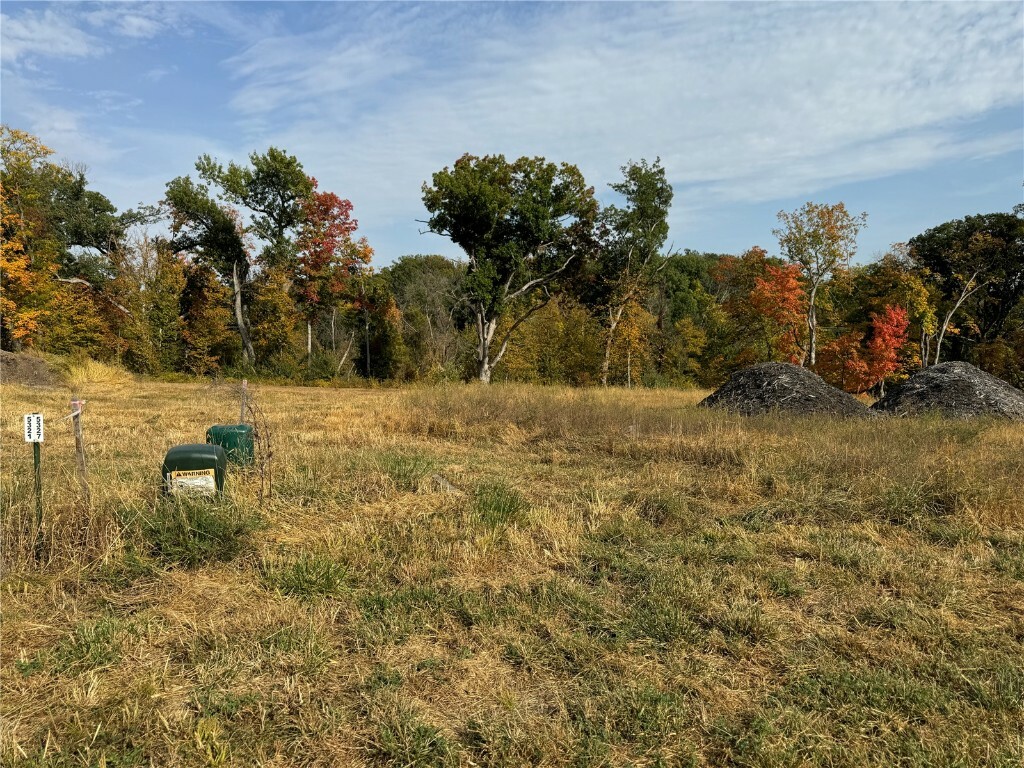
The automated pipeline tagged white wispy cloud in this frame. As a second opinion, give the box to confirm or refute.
[0,8,105,65]
[142,65,177,83]
[1,1,1019,261]
[218,1,1021,256]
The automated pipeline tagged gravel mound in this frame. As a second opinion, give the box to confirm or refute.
[871,362,1024,420]
[0,351,62,387]
[699,362,871,417]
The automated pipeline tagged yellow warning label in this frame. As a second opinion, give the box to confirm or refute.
[170,469,216,480]
[170,468,217,493]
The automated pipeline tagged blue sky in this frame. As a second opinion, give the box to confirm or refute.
[2,1,1021,265]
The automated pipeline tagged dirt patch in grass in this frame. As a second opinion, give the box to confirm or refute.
[0,350,62,387]
[699,362,871,417]
[873,361,1024,420]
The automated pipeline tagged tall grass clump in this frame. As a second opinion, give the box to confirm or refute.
[472,481,529,528]
[259,550,349,599]
[375,451,435,492]
[142,497,259,568]
[65,357,134,387]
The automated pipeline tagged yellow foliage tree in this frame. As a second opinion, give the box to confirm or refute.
[607,300,657,386]
[0,126,67,348]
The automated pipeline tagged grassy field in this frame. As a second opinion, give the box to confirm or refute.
[1,379,1022,767]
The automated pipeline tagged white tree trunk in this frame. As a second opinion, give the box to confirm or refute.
[806,283,819,367]
[232,261,255,365]
[933,272,983,365]
[475,312,498,383]
[601,304,626,387]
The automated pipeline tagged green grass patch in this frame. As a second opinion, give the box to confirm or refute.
[366,699,458,767]
[259,550,349,599]
[375,451,435,492]
[142,497,260,568]
[472,481,529,528]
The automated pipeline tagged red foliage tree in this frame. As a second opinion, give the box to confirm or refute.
[865,304,910,390]
[818,304,910,393]
[294,178,373,355]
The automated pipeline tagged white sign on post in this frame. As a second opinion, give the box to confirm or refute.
[23,413,44,443]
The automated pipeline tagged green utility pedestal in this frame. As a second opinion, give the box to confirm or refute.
[162,444,227,495]
[206,424,255,466]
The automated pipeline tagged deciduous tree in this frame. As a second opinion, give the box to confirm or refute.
[293,178,372,357]
[196,147,313,270]
[591,158,673,386]
[865,304,910,392]
[421,153,598,382]
[749,263,807,363]
[774,202,867,367]
[164,177,256,364]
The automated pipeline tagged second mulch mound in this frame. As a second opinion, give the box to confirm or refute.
[699,362,871,417]
[0,350,62,387]
[872,362,1024,420]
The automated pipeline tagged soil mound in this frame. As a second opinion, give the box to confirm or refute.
[699,362,871,417]
[0,350,62,387]
[872,362,1024,420]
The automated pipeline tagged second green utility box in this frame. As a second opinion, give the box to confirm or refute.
[162,444,227,495]
[206,423,255,465]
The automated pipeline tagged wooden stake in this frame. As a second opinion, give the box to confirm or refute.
[240,379,248,424]
[71,396,90,508]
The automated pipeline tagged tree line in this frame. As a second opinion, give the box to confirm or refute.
[2,125,1022,389]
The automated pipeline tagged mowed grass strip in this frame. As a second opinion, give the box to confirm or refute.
[1,381,1022,767]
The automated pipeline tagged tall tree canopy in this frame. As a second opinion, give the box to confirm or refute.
[590,158,674,386]
[164,176,255,364]
[1,126,129,350]
[195,147,313,270]
[422,153,598,383]
[908,212,1024,355]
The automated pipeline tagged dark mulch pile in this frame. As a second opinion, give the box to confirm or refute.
[699,362,871,417]
[0,350,61,387]
[872,362,1024,420]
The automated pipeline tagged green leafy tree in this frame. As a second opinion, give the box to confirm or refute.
[354,277,409,381]
[649,251,728,385]
[422,153,598,383]
[908,212,1024,364]
[382,254,468,378]
[195,147,313,270]
[498,297,603,385]
[591,158,673,386]
[180,261,238,375]
[164,176,256,365]
[146,243,187,372]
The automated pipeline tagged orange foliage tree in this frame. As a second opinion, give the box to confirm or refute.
[749,263,807,363]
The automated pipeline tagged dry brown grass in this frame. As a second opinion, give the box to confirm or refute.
[1,380,1022,766]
